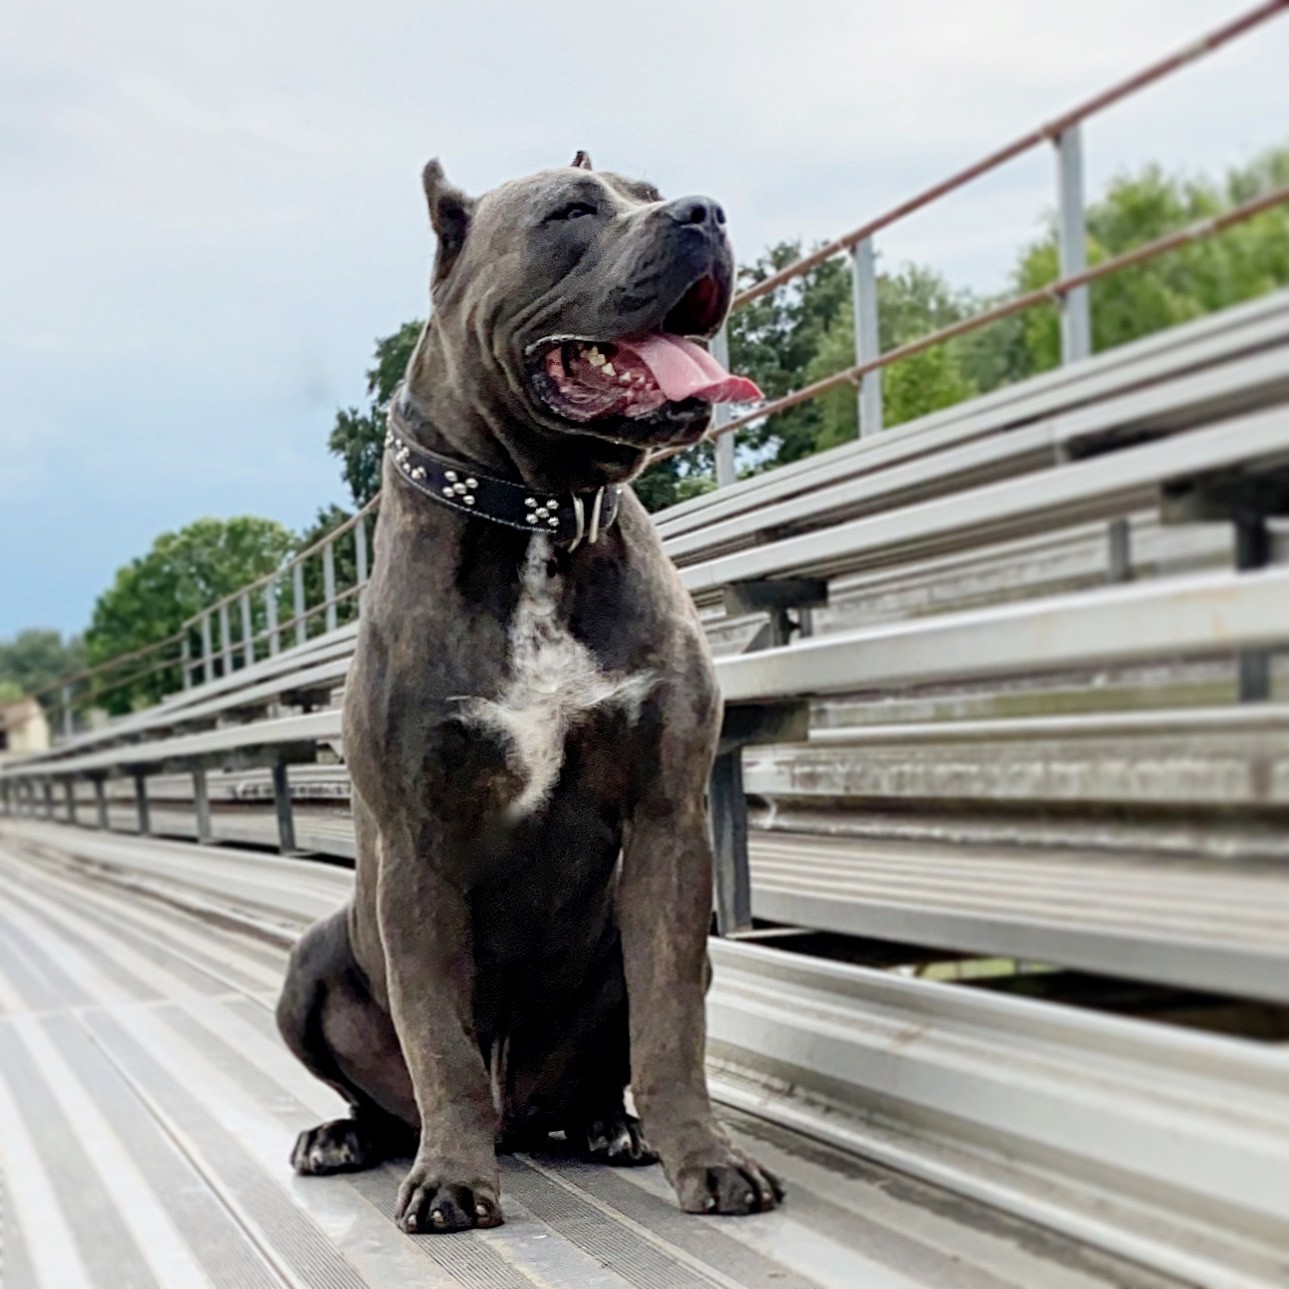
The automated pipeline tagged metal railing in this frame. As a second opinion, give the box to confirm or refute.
[30,0,1289,735]
[35,496,380,737]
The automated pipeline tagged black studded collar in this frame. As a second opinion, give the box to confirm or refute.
[386,399,623,549]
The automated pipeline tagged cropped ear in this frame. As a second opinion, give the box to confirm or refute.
[570,150,593,170]
[421,159,475,282]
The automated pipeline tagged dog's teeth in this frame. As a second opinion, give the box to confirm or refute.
[587,349,605,367]
[619,373,632,384]
[601,362,615,376]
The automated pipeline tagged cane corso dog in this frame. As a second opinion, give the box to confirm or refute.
[276,151,782,1233]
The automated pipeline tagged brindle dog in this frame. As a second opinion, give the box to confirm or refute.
[276,151,782,1234]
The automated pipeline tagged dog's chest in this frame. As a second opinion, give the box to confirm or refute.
[464,537,655,816]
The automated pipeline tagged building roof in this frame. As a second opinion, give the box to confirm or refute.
[0,696,44,730]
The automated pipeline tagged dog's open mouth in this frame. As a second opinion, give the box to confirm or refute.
[530,278,763,424]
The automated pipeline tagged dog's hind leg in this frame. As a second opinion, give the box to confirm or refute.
[276,909,417,1176]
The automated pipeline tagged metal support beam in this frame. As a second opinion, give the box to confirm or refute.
[94,777,109,831]
[1055,125,1092,364]
[294,562,307,646]
[133,772,151,837]
[1160,469,1289,703]
[1,783,10,817]
[355,516,369,609]
[219,601,234,676]
[323,541,338,634]
[181,634,192,689]
[711,326,737,488]
[43,780,54,819]
[64,779,77,825]
[272,758,297,855]
[265,579,280,656]
[726,579,829,652]
[240,593,255,669]
[193,765,213,845]
[710,749,751,936]
[200,612,214,685]
[61,684,73,741]
[851,236,882,437]
[1107,518,1133,582]
[1236,516,1272,702]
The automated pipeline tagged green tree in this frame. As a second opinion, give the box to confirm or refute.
[330,321,422,507]
[0,629,86,704]
[1015,146,1289,373]
[85,517,296,713]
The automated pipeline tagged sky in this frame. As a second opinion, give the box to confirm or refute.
[2,0,1287,639]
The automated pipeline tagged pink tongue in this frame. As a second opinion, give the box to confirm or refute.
[615,334,762,404]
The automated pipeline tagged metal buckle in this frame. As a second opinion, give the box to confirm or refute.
[567,487,606,553]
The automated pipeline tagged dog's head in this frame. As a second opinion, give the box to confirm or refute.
[412,153,758,457]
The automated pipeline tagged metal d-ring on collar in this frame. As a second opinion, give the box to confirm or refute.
[385,399,622,551]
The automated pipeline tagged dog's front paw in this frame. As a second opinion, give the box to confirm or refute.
[394,1157,503,1234]
[673,1143,784,1216]
[579,1111,658,1167]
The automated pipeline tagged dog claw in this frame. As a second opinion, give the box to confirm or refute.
[675,1145,785,1217]
[394,1161,503,1235]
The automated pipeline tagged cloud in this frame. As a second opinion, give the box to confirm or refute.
[2,0,1286,635]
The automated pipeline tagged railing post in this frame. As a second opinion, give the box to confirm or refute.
[1054,124,1091,365]
[193,765,213,845]
[200,611,214,685]
[43,779,54,819]
[61,684,73,741]
[219,601,234,676]
[133,772,151,837]
[710,750,752,935]
[1236,517,1272,702]
[323,539,338,634]
[710,325,737,488]
[64,779,77,825]
[181,634,192,689]
[851,236,883,438]
[354,515,369,610]
[94,776,109,831]
[293,562,307,646]
[265,579,280,656]
[240,593,255,669]
[272,758,297,854]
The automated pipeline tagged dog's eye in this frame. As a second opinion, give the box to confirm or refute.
[549,201,597,222]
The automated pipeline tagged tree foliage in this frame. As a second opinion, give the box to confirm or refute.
[1014,151,1289,376]
[329,321,422,508]
[85,517,295,712]
[0,629,85,704]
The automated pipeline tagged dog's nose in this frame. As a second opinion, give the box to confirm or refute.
[666,196,726,228]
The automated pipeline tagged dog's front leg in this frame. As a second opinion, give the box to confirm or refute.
[377,840,502,1233]
[619,793,783,1216]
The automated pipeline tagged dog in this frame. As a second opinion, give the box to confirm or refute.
[276,150,782,1234]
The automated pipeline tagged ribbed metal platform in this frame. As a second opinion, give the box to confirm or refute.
[0,823,1186,1289]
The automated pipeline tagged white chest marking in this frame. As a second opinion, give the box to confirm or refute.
[466,536,655,817]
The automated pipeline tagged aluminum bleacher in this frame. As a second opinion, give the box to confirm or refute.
[4,285,1289,1285]
[4,6,1289,1280]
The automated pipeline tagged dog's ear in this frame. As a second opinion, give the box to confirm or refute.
[570,150,593,170]
[422,159,475,282]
